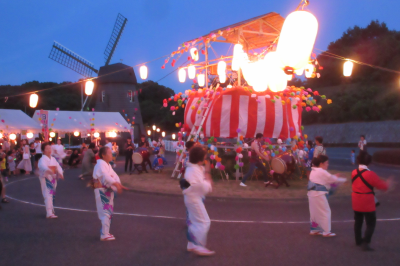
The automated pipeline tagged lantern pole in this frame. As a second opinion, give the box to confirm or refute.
[205,40,209,89]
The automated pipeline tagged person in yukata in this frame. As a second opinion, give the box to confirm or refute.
[152,148,167,171]
[92,146,127,241]
[38,142,64,219]
[184,146,215,256]
[308,155,346,237]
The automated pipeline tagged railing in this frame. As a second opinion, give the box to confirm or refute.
[164,140,178,152]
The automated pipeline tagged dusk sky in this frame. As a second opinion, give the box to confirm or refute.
[1,0,399,94]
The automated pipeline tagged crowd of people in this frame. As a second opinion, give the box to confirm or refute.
[0,132,394,256]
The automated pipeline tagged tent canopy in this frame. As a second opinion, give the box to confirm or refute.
[32,110,131,134]
[187,12,285,51]
[0,109,42,134]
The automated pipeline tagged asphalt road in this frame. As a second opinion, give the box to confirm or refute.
[0,151,399,266]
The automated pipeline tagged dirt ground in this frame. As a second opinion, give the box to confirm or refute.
[120,168,352,200]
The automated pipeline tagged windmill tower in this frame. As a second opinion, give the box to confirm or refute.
[48,13,145,139]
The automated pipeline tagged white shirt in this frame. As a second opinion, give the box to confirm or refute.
[183,162,212,198]
[93,159,121,189]
[52,144,66,158]
[358,140,367,150]
[38,155,63,179]
[34,142,42,154]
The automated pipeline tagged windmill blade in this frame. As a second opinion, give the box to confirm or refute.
[104,13,128,66]
[49,41,99,78]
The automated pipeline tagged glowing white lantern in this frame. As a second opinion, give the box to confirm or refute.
[152,125,156,131]
[197,74,205,87]
[190,48,199,61]
[305,64,314,78]
[49,132,56,138]
[111,132,117,138]
[139,65,148,80]
[87,133,91,136]
[172,133,176,140]
[276,11,318,70]
[74,131,80,137]
[29,94,39,108]
[85,80,94,96]
[242,59,269,92]
[178,68,186,83]
[147,130,151,136]
[232,44,244,71]
[268,70,288,92]
[93,132,100,138]
[49,137,52,141]
[188,65,196,79]
[156,128,160,132]
[219,74,227,83]
[295,68,304,76]
[343,60,353,77]
[27,132,34,139]
[227,85,232,88]
[217,61,226,76]
[162,131,166,137]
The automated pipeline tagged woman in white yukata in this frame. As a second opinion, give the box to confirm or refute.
[92,146,127,241]
[38,143,64,219]
[51,139,66,167]
[183,146,215,256]
[308,155,346,237]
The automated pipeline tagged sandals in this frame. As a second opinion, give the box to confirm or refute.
[1,198,9,203]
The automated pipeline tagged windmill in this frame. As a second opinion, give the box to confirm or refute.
[48,13,145,139]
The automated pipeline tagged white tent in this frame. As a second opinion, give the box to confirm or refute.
[0,109,42,134]
[32,110,131,134]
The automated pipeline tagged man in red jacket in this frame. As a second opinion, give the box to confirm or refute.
[352,151,390,251]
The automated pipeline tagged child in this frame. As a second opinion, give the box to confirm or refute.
[7,151,16,176]
[0,149,7,182]
[351,150,355,165]
[313,136,326,158]
[152,148,167,171]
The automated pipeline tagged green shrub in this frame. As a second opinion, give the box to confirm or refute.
[372,149,400,166]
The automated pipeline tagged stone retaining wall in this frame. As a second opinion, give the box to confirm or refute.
[302,120,400,144]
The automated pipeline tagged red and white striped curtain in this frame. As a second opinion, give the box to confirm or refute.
[184,87,302,139]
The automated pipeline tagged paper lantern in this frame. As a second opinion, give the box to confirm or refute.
[190,48,199,61]
[187,65,196,79]
[217,60,226,76]
[87,133,91,136]
[276,11,318,70]
[94,132,100,138]
[162,131,166,137]
[178,68,186,83]
[241,59,269,92]
[265,52,287,92]
[139,65,148,80]
[26,132,34,139]
[85,80,94,96]
[197,74,205,87]
[49,137,52,141]
[29,94,39,108]
[172,133,176,140]
[156,128,160,132]
[152,125,156,131]
[49,132,56,138]
[147,130,151,136]
[108,131,117,138]
[232,44,244,71]
[343,60,353,77]
[73,131,80,137]
[219,74,227,83]
[295,68,304,76]
[305,64,314,78]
